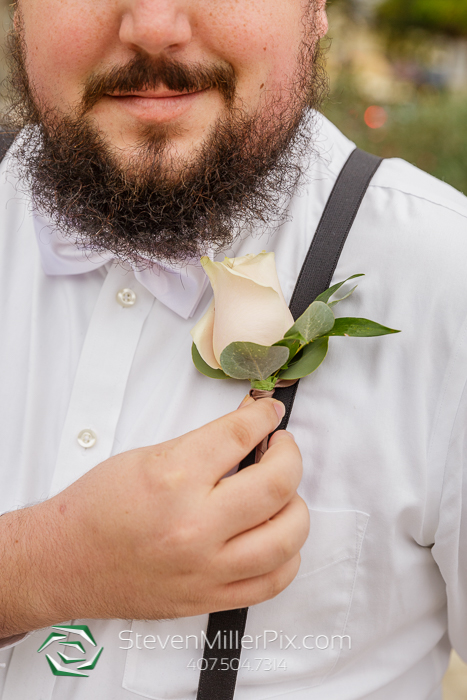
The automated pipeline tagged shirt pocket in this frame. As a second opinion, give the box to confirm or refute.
[122,509,369,700]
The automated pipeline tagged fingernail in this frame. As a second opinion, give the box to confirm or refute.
[274,429,295,441]
[273,400,286,423]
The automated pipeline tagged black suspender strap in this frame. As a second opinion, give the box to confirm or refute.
[196,148,383,700]
[274,147,383,431]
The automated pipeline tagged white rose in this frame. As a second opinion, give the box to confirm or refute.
[191,252,294,370]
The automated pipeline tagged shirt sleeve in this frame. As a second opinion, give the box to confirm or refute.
[0,633,31,650]
[431,376,467,661]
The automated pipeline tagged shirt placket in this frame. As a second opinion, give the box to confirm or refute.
[2,263,154,700]
[50,263,154,495]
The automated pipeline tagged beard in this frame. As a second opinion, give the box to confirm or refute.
[2,11,328,266]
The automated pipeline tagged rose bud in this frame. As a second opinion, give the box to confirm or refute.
[191,252,294,369]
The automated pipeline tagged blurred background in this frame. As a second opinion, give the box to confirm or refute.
[0,0,467,696]
[324,0,467,193]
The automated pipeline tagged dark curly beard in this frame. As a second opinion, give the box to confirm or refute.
[2,9,328,266]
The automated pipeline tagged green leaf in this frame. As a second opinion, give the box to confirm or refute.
[315,274,364,305]
[327,317,401,337]
[220,342,290,381]
[328,285,359,308]
[192,343,230,379]
[273,337,302,365]
[279,337,329,380]
[285,301,335,343]
[251,378,278,391]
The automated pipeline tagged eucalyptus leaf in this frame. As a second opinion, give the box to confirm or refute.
[273,337,302,365]
[285,301,335,343]
[192,343,230,379]
[220,342,290,381]
[328,285,358,308]
[279,337,329,380]
[327,318,400,337]
[315,274,364,305]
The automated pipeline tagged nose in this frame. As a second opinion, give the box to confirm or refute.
[119,0,192,56]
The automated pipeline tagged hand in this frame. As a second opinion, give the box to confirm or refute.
[0,398,309,635]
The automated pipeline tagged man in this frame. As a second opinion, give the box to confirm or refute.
[0,1,466,699]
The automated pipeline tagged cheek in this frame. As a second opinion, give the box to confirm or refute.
[21,1,119,110]
[197,0,304,96]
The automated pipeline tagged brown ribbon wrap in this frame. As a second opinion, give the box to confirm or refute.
[249,379,299,462]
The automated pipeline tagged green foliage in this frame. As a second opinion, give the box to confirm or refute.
[273,337,302,366]
[377,0,467,38]
[315,274,364,305]
[192,275,399,388]
[285,301,335,343]
[327,318,400,337]
[327,285,359,307]
[251,378,278,391]
[220,342,289,381]
[279,337,329,380]
[191,343,229,379]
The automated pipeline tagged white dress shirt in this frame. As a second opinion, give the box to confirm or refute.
[1,115,467,700]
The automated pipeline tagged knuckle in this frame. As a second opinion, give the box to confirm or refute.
[240,588,266,608]
[161,467,187,493]
[292,446,304,478]
[291,497,311,541]
[136,450,176,495]
[220,538,262,582]
[261,399,281,428]
[168,532,205,574]
[266,472,294,506]
[234,555,302,608]
[173,518,208,555]
[274,532,296,563]
[266,555,301,599]
[280,442,303,479]
[225,416,254,452]
[297,496,311,529]
[264,569,287,599]
[158,514,214,571]
[231,579,269,608]
[141,449,187,495]
[291,552,302,578]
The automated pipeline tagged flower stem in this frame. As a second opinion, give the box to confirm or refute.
[249,387,276,462]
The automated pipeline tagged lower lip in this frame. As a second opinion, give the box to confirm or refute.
[107,90,205,123]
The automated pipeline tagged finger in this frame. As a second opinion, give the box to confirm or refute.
[211,554,302,612]
[214,494,310,582]
[268,429,295,447]
[238,395,255,409]
[211,430,302,539]
[171,398,286,483]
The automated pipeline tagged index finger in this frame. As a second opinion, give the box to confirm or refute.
[173,398,285,483]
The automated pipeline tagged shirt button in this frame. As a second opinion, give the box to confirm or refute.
[117,288,137,307]
[77,429,97,449]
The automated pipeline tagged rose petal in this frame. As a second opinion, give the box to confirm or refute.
[190,299,221,369]
[202,258,294,363]
[232,252,282,293]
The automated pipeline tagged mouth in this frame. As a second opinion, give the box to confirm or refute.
[105,87,209,123]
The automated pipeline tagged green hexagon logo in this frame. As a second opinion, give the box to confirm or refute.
[37,625,104,677]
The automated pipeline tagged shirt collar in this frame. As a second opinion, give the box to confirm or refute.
[33,212,210,320]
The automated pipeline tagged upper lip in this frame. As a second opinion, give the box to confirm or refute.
[109,88,204,99]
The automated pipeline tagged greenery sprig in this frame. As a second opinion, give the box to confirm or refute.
[192,274,400,390]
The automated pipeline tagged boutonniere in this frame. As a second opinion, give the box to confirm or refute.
[191,252,399,396]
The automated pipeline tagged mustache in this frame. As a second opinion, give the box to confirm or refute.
[81,54,237,113]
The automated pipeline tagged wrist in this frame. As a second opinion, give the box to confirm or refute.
[0,502,77,636]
